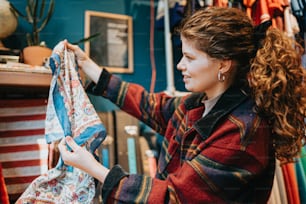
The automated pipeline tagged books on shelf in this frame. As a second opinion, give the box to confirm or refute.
[0,49,20,64]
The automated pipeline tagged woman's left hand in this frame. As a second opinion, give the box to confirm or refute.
[58,136,110,183]
[58,136,96,171]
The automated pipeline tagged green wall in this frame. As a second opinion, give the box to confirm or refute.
[5,0,186,111]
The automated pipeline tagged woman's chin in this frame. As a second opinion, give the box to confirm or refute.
[184,85,192,92]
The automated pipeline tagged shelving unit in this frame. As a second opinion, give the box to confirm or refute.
[0,64,52,98]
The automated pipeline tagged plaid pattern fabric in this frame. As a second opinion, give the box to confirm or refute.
[92,70,275,203]
[16,45,107,204]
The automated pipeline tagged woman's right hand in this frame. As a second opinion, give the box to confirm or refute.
[63,40,89,68]
[62,40,103,84]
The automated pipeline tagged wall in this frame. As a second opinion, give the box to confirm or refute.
[5,0,186,110]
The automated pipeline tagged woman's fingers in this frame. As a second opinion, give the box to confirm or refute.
[58,136,80,153]
[64,40,78,51]
[54,39,85,57]
[65,136,80,152]
[58,136,81,167]
[63,40,88,62]
[57,136,105,178]
[62,39,80,53]
[58,136,68,153]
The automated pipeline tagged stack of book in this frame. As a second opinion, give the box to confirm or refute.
[0,49,20,64]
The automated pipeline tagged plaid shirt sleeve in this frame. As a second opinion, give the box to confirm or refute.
[87,69,182,136]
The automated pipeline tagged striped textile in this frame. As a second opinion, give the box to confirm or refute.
[0,99,49,202]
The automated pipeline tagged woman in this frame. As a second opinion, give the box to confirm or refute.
[57,7,306,203]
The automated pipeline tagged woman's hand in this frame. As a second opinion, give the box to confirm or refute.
[63,40,90,68]
[58,136,110,183]
[58,136,97,172]
[53,40,103,83]
[64,40,102,83]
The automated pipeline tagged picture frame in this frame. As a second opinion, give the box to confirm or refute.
[85,10,133,73]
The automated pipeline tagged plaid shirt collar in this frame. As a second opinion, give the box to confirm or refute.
[184,87,249,139]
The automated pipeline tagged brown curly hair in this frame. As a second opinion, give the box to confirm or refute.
[178,6,306,163]
[250,28,306,163]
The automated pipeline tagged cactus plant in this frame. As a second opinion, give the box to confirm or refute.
[10,0,55,46]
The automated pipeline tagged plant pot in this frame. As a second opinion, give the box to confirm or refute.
[23,46,52,66]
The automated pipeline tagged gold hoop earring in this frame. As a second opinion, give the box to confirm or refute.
[218,70,225,82]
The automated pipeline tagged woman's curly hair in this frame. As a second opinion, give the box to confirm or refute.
[178,6,306,163]
[249,28,306,163]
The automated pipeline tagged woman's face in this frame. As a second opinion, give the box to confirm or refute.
[177,36,225,99]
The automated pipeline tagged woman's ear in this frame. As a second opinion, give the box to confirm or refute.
[219,59,233,74]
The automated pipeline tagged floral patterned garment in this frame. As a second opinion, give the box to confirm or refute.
[16,44,107,204]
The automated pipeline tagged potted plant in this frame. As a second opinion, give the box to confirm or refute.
[10,0,55,66]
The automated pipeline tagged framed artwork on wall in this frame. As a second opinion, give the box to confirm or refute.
[85,10,133,74]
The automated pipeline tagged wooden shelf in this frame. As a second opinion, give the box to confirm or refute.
[0,70,52,87]
[0,65,52,98]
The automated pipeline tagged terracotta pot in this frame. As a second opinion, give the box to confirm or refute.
[23,46,52,66]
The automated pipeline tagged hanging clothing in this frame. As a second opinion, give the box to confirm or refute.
[0,163,9,204]
[267,159,288,204]
[290,0,306,38]
[295,147,306,203]
[16,45,107,204]
[281,162,301,204]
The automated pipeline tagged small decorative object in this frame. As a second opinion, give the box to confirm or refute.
[0,0,20,64]
[22,44,52,66]
[10,0,55,66]
[0,0,18,50]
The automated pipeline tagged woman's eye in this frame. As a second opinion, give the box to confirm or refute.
[186,56,194,61]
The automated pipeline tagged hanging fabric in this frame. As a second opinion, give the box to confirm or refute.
[0,99,49,202]
[290,0,306,39]
[284,5,300,38]
[0,163,9,204]
[295,147,306,203]
[281,162,301,204]
[15,43,107,204]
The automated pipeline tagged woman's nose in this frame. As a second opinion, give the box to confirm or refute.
[177,59,184,70]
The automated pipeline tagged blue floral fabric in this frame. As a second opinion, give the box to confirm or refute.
[16,44,106,204]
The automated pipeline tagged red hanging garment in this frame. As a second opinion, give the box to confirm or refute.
[281,163,300,204]
[0,163,9,204]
